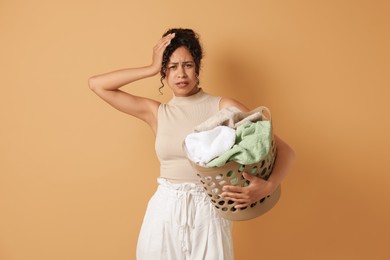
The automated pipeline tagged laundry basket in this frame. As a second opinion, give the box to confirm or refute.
[185,107,280,221]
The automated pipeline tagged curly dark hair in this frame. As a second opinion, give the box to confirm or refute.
[159,28,203,94]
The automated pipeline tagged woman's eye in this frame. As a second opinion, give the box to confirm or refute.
[185,64,193,68]
[169,65,177,69]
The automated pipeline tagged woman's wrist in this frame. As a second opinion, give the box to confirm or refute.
[146,64,161,77]
[265,178,278,196]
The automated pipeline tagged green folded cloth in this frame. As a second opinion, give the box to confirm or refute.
[206,121,272,167]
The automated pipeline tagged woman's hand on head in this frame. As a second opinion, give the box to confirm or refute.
[220,172,276,209]
[151,33,175,73]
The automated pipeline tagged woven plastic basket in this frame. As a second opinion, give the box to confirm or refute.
[185,107,280,221]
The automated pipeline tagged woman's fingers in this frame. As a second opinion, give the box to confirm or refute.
[221,190,249,200]
[221,191,251,208]
[152,33,175,69]
[221,176,272,208]
[155,33,175,51]
[163,33,175,45]
[222,185,243,192]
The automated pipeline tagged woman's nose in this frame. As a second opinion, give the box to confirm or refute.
[177,66,187,78]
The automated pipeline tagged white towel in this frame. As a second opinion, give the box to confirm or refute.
[184,126,236,166]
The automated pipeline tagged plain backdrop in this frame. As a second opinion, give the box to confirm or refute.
[1,0,389,259]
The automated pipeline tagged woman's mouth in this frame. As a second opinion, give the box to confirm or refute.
[176,81,189,88]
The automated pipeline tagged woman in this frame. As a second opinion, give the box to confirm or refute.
[89,28,295,260]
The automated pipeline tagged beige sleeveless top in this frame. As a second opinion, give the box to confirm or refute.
[155,89,221,183]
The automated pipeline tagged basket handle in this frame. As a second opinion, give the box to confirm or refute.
[242,106,272,121]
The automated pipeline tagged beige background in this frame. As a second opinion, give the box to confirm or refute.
[1,0,389,259]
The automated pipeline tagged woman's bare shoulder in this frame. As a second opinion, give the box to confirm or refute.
[219,97,250,112]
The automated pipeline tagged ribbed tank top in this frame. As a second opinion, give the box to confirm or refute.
[155,89,221,183]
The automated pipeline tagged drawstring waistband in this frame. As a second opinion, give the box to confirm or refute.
[137,177,234,260]
[157,178,207,254]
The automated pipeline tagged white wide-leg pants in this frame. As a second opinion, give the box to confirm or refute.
[136,178,233,260]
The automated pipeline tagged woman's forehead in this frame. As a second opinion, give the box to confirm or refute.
[169,47,194,62]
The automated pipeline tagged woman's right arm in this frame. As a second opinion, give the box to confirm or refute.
[88,33,175,132]
[88,66,161,131]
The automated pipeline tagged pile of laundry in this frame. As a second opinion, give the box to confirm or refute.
[184,107,273,168]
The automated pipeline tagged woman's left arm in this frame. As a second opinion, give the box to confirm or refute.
[219,98,296,208]
[221,135,295,208]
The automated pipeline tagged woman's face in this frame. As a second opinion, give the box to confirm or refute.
[165,46,199,97]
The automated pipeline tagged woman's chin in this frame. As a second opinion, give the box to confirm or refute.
[172,86,199,97]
